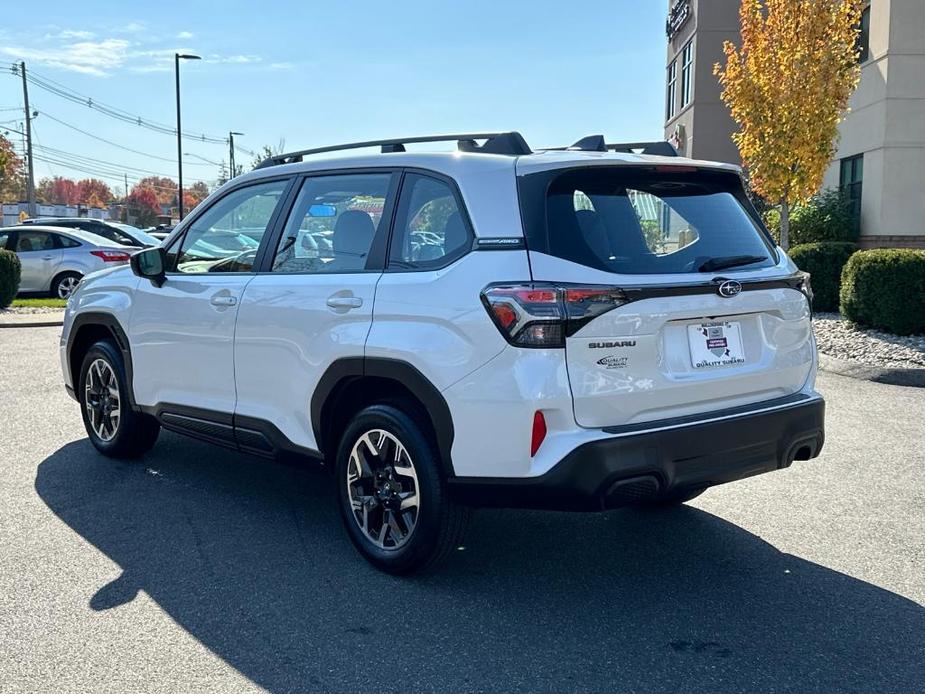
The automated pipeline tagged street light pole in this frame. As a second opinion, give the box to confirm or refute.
[174,52,201,221]
[229,131,244,178]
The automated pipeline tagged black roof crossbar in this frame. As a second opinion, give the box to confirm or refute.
[605,140,678,157]
[542,136,678,157]
[256,131,532,168]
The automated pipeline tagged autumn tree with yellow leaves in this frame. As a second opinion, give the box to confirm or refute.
[715,0,864,249]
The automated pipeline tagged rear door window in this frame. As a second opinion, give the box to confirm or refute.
[520,167,776,275]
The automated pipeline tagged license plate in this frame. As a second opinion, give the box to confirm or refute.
[688,321,745,369]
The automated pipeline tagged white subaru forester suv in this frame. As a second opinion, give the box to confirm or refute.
[60,132,824,573]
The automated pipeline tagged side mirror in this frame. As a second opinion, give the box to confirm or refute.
[130,247,166,287]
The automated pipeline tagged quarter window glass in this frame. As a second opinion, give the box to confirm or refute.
[55,234,81,248]
[174,180,287,273]
[0,232,9,249]
[272,173,391,274]
[15,231,54,252]
[389,174,470,269]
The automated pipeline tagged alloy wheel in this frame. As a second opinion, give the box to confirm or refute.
[84,358,121,442]
[346,429,420,550]
[57,275,80,299]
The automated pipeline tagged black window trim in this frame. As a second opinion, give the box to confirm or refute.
[256,167,402,275]
[383,167,476,274]
[163,174,298,276]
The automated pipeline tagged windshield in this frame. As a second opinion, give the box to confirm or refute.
[519,167,776,275]
[112,223,160,246]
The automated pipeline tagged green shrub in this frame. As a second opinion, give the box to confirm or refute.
[0,250,21,309]
[789,242,858,312]
[764,188,858,246]
[840,249,925,335]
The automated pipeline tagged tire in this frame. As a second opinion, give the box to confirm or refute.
[335,404,469,574]
[642,487,707,507]
[51,271,82,299]
[78,340,160,458]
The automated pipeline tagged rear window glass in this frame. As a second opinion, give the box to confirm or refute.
[520,167,776,275]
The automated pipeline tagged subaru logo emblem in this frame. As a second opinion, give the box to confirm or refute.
[717,280,742,298]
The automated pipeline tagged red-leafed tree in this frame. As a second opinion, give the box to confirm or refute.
[136,176,178,207]
[0,133,25,202]
[36,176,80,205]
[126,185,161,227]
[77,178,113,207]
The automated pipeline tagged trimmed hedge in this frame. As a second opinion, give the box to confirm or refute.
[840,249,925,336]
[789,242,858,312]
[0,250,21,309]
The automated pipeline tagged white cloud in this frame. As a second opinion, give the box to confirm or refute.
[269,62,294,70]
[1,38,131,76]
[176,31,194,40]
[116,22,146,34]
[206,54,262,64]
[44,29,96,40]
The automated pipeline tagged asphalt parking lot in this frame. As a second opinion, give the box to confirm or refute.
[0,326,922,693]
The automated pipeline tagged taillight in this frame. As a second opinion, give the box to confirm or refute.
[481,283,629,348]
[90,250,131,262]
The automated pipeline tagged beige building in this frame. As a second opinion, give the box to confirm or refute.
[663,0,925,249]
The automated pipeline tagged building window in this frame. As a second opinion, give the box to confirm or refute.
[840,154,863,233]
[680,40,693,108]
[666,60,677,120]
[857,3,871,63]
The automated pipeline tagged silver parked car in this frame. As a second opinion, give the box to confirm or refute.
[21,217,159,248]
[0,225,133,298]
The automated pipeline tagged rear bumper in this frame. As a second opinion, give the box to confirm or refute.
[447,394,825,511]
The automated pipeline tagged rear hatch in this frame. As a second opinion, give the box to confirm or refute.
[516,163,814,428]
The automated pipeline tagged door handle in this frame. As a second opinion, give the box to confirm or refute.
[210,295,238,307]
[42,255,54,260]
[326,296,363,309]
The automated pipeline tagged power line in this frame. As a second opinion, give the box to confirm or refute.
[37,110,213,166]
[33,142,211,180]
[8,63,229,145]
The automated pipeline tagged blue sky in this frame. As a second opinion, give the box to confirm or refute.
[0,1,667,194]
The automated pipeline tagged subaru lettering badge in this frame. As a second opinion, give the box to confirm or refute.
[718,280,742,298]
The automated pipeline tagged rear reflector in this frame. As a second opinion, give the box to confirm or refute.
[90,250,131,262]
[530,411,547,457]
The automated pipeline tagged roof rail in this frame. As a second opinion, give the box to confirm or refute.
[540,136,678,157]
[255,131,532,168]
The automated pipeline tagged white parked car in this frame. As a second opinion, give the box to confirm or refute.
[59,132,825,573]
[1,225,133,298]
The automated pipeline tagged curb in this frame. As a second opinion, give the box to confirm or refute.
[0,311,65,329]
[818,353,925,388]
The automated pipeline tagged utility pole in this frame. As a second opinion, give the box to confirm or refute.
[124,173,129,198]
[19,62,36,217]
[229,131,244,178]
[229,133,235,178]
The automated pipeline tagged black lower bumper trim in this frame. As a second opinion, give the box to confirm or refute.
[448,396,825,511]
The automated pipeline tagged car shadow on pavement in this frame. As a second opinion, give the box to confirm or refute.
[36,434,924,693]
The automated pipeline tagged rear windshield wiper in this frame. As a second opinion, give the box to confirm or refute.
[698,254,767,273]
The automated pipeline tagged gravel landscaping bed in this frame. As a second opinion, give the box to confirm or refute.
[0,306,65,315]
[814,312,925,369]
